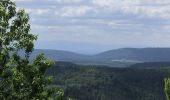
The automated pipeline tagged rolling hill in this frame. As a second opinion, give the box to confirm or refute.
[95,48,170,62]
[27,48,170,67]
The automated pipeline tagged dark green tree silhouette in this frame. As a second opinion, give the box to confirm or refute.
[0,0,64,99]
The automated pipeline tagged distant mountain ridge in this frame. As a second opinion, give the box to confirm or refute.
[29,48,170,66]
[30,49,89,61]
[94,48,170,62]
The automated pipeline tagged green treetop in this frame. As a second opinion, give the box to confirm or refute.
[0,0,64,99]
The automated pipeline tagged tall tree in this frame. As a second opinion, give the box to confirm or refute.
[0,0,64,99]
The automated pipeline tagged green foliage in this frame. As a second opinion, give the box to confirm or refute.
[0,0,65,99]
[46,62,170,100]
[165,78,170,100]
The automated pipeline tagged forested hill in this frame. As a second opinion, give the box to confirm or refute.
[27,48,170,66]
[94,48,170,62]
[45,61,170,100]
[129,62,170,69]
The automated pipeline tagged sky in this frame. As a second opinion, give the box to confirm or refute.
[15,0,170,54]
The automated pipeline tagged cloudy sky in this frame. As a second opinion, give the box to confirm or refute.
[15,0,170,54]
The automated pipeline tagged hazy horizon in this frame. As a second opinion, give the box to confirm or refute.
[15,0,170,54]
[34,46,170,55]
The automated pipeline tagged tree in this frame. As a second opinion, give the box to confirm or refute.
[165,78,170,100]
[0,0,64,99]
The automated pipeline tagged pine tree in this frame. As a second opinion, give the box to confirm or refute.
[0,0,64,99]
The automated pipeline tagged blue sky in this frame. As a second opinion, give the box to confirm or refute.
[15,0,170,54]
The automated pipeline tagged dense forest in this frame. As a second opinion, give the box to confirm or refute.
[46,62,170,100]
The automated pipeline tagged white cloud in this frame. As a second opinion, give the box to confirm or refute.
[14,0,170,51]
[55,0,83,3]
[25,8,50,16]
[15,0,83,4]
[92,0,170,18]
[15,0,33,2]
[55,6,92,17]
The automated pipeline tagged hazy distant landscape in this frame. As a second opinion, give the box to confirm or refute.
[29,48,170,67]
[28,48,170,100]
